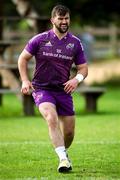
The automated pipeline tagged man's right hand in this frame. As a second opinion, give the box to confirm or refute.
[21,80,34,95]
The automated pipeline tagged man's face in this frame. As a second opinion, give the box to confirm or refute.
[51,13,70,33]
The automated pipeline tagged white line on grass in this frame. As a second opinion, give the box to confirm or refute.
[0,140,120,146]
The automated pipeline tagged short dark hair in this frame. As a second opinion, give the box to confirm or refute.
[51,5,70,18]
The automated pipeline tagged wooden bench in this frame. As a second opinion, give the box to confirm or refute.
[0,84,106,115]
[76,86,106,113]
[0,88,34,116]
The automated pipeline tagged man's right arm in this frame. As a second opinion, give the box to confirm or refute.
[18,49,34,95]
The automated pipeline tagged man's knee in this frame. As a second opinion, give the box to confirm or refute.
[46,113,58,128]
[39,105,58,129]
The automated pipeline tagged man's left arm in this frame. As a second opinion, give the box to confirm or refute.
[64,63,88,94]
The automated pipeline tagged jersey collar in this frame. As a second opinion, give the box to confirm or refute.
[49,29,70,41]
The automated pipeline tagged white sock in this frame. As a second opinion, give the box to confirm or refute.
[55,146,67,161]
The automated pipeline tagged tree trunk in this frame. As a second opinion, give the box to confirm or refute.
[0,0,4,40]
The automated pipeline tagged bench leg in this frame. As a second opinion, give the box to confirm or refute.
[23,94,35,116]
[85,94,98,112]
[0,93,2,106]
[83,93,103,113]
[0,75,2,106]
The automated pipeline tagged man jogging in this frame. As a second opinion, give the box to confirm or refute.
[18,4,88,173]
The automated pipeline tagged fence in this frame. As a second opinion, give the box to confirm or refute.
[86,25,120,57]
[0,16,120,61]
[73,25,120,59]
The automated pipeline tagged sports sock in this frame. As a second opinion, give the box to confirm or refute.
[55,146,68,161]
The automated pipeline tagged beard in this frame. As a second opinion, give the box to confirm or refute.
[54,23,69,33]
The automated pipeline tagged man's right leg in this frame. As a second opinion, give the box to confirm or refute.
[39,102,71,172]
[39,102,64,147]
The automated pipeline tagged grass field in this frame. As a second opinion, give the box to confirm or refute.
[0,86,120,179]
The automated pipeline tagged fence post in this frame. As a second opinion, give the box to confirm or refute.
[23,94,35,116]
[109,24,118,56]
[0,74,2,105]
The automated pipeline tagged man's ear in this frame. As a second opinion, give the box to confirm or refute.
[50,18,54,25]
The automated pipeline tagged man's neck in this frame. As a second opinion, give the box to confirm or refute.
[53,28,67,40]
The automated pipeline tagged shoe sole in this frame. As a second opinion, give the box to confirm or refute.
[58,166,70,173]
[68,166,72,170]
[58,166,72,173]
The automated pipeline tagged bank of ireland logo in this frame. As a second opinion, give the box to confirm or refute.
[56,49,62,53]
[66,43,74,49]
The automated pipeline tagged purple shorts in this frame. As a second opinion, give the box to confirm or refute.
[32,89,75,116]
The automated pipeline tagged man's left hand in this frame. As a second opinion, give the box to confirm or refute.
[63,78,79,94]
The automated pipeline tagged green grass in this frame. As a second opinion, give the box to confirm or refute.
[0,87,120,179]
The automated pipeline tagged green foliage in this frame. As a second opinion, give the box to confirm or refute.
[18,20,30,30]
[4,0,19,16]
[3,0,120,25]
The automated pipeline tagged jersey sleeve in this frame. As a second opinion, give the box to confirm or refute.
[24,35,39,55]
[74,40,87,65]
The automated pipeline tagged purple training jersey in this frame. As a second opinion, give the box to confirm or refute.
[25,29,86,91]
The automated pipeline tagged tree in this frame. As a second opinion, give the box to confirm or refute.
[2,0,120,26]
[11,0,49,32]
[11,0,39,29]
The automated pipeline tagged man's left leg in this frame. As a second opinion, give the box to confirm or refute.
[59,115,75,170]
[55,92,75,171]
[59,115,75,149]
